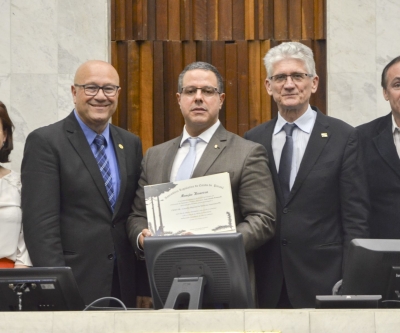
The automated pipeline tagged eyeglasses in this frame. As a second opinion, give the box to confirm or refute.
[180,86,220,97]
[74,84,120,97]
[269,73,313,84]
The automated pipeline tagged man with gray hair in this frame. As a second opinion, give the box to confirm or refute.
[245,42,369,308]
[127,61,276,297]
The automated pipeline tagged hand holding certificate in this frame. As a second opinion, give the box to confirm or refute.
[144,173,236,236]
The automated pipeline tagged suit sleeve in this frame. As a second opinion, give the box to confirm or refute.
[21,130,65,267]
[340,129,370,259]
[236,144,276,253]
[126,150,151,256]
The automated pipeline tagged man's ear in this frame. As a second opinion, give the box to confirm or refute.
[383,88,389,101]
[219,93,225,109]
[265,79,273,96]
[311,75,319,93]
[71,85,77,104]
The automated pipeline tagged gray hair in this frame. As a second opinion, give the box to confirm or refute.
[178,61,224,93]
[263,42,317,78]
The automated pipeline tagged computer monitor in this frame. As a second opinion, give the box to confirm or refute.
[0,267,85,311]
[340,238,400,307]
[144,233,254,309]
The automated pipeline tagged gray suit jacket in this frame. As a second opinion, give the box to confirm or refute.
[21,111,143,306]
[127,124,276,278]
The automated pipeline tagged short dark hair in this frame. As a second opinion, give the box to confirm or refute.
[381,56,400,89]
[0,101,14,163]
[178,61,224,93]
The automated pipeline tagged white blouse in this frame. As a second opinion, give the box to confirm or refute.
[0,170,32,266]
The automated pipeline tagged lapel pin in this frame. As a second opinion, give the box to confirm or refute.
[321,133,328,138]
[118,144,124,149]
[214,144,219,149]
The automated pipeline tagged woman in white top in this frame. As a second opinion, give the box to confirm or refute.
[0,101,31,268]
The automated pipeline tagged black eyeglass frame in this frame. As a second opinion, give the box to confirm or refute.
[74,84,120,97]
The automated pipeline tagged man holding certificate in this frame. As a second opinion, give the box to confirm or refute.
[127,62,276,294]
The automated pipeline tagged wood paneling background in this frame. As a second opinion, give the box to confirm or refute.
[111,0,326,152]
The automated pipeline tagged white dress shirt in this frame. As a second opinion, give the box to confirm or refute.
[392,114,400,158]
[0,170,32,266]
[272,106,317,189]
[170,120,221,182]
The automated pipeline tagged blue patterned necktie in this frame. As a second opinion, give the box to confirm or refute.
[175,137,200,181]
[279,123,297,202]
[94,134,116,210]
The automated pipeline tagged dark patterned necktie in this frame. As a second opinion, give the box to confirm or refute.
[279,123,296,202]
[94,135,116,210]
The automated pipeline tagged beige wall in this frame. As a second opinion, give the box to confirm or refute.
[327,0,400,126]
[0,0,109,172]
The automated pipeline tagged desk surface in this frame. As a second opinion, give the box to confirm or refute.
[1,308,399,333]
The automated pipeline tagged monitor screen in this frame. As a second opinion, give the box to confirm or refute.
[340,238,400,306]
[0,267,85,311]
[144,233,254,309]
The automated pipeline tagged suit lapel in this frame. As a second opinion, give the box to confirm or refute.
[286,111,330,204]
[64,112,112,212]
[192,125,227,177]
[110,126,126,216]
[261,119,285,205]
[162,136,182,182]
[373,114,400,179]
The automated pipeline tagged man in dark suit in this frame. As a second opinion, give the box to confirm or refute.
[126,62,276,294]
[357,55,400,239]
[21,60,145,307]
[244,42,369,308]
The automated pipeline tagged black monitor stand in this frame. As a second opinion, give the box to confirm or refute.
[164,276,206,309]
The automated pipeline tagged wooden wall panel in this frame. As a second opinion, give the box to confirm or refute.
[168,0,181,40]
[152,41,165,146]
[288,0,301,40]
[140,42,154,152]
[156,0,168,40]
[219,0,233,41]
[127,41,140,135]
[207,0,218,41]
[112,0,326,152]
[274,0,288,40]
[237,40,249,137]
[302,0,315,39]
[225,43,238,133]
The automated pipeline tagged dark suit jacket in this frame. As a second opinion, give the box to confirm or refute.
[126,124,276,291]
[245,107,369,308]
[21,111,143,306]
[357,112,400,238]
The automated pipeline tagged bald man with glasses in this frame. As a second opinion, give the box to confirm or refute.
[21,60,147,307]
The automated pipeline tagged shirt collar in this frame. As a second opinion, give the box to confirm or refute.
[180,120,221,147]
[274,105,316,135]
[74,109,111,146]
[392,114,400,134]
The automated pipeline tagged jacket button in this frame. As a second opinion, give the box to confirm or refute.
[283,208,289,213]
[281,239,288,246]
[108,254,114,260]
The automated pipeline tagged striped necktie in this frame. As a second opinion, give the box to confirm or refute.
[94,134,116,210]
